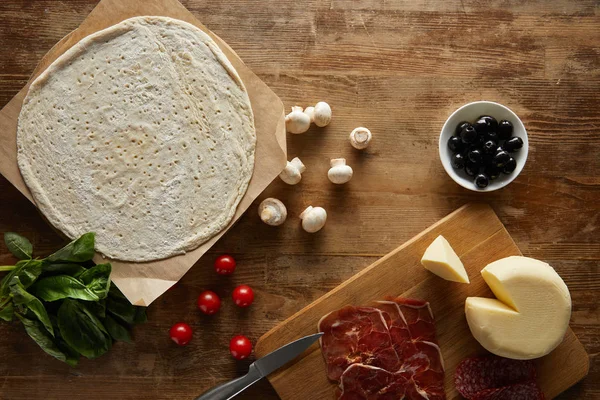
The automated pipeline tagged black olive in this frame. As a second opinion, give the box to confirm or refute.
[465,161,480,177]
[504,137,523,152]
[467,148,483,164]
[493,150,511,168]
[485,165,500,180]
[503,157,517,174]
[479,115,498,130]
[482,152,494,167]
[460,125,478,144]
[447,136,464,153]
[475,115,498,134]
[474,173,490,188]
[451,153,466,169]
[482,139,498,155]
[485,131,499,143]
[473,118,490,135]
[497,120,513,140]
[455,121,471,136]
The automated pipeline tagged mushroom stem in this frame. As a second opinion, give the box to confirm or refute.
[290,157,306,173]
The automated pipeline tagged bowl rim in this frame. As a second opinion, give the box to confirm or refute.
[438,100,528,192]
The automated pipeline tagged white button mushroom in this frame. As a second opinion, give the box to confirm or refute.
[304,106,315,122]
[304,102,331,127]
[279,157,306,185]
[258,198,287,226]
[312,102,332,127]
[285,106,311,134]
[349,127,372,150]
[300,206,327,233]
[327,158,353,184]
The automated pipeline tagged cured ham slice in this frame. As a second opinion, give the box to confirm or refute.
[318,306,401,381]
[319,297,445,399]
[338,364,409,400]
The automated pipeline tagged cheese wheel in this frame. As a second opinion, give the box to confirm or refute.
[465,256,571,360]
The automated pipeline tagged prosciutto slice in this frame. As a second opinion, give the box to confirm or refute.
[319,297,445,400]
[318,306,400,381]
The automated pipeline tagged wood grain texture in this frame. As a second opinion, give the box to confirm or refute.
[0,0,598,399]
[255,203,589,399]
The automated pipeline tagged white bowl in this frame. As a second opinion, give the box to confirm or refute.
[439,101,528,192]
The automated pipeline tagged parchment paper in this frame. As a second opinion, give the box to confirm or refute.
[0,0,287,306]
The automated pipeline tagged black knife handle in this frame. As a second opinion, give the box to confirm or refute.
[194,364,262,400]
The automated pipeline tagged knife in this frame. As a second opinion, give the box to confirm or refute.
[194,332,323,400]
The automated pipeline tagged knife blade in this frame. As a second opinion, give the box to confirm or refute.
[253,332,323,377]
[195,332,323,400]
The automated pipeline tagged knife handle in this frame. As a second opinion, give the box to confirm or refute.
[194,364,262,400]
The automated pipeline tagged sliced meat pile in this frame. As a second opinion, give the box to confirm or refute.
[318,297,445,399]
[455,355,544,399]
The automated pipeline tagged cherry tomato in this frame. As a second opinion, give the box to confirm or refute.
[214,255,236,275]
[232,284,254,307]
[169,322,193,346]
[197,290,221,315]
[229,335,252,360]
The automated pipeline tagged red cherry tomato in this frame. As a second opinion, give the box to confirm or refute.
[197,290,221,315]
[214,255,236,275]
[232,284,254,307]
[229,335,252,360]
[169,322,193,346]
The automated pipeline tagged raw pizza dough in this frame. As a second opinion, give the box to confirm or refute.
[17,16,256,262]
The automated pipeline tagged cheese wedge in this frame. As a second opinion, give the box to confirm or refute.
[420,235,469,283]
[466,256,571,360]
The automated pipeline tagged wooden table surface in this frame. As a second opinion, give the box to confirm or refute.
[0,1,598,399]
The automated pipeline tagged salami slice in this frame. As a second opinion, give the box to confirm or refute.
[471,381,545,400]
[455,356,536,399]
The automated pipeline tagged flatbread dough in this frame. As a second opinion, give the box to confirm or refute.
[17,16,256,262]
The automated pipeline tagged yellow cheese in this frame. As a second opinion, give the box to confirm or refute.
[420,235,469,283]
[466,256,571,360]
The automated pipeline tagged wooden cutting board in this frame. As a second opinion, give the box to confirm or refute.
[255,203,589,399]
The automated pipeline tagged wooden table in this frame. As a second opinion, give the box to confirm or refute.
[0,1,598,399]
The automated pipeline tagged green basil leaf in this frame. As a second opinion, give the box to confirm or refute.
[41,263,86,277]
[134,306,147,324]
[0,302,14,321]
[9,277,53,336]
[0,260,42,298]
[103,314,132,343]
[33,275,100,302]
[45,233,96,263]
[58,299,111,359]
[87,298,106,319]
[15,313,76,366]
[106,296,137,325]
[108,282,128,300]
[77,263,111,298]
[4,232,33,260]
[50,315,80,366]
[13,260,43,289]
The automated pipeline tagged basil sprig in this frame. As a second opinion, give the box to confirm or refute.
[0,232,147,365]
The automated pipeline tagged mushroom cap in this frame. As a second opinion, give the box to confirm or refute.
[304,106,315,123]
[328,164,353,184]
[285,107,311,134]
[259,198,287,226]
[300,206,327,233]
[350,127,372,149]
[313,102,332,127]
